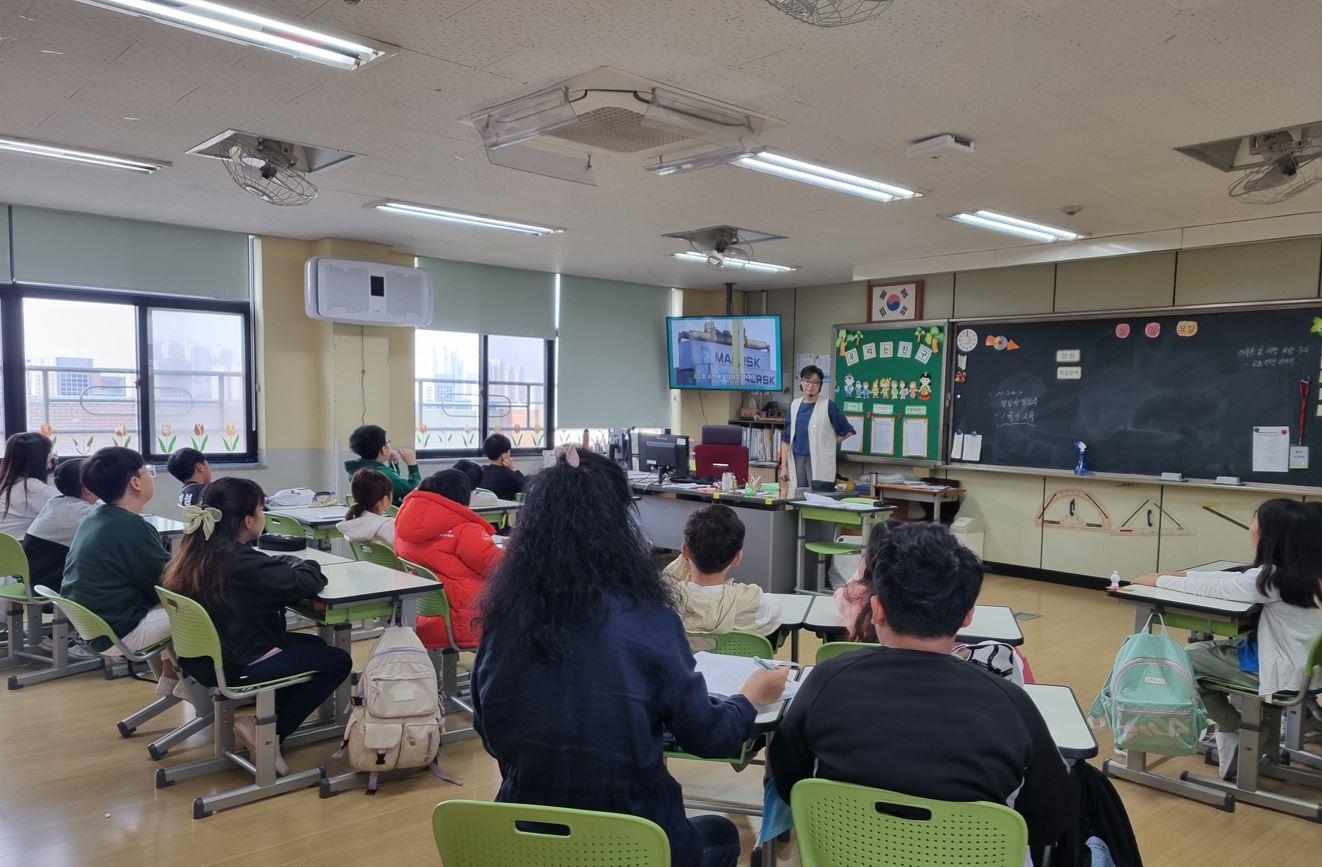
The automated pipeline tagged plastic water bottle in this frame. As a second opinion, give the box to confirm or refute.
[1109,570,1121,591]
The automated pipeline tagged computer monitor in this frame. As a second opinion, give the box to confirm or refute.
[608,427,633,470]
[637,433,690,483]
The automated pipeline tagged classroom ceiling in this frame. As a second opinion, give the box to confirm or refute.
[0,0,1319,291]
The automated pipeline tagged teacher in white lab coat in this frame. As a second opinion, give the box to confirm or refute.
[778,365,856,491]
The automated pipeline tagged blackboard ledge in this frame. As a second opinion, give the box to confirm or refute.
[942,462,1322,495]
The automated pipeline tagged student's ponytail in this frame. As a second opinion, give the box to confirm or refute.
[163,478,265,609]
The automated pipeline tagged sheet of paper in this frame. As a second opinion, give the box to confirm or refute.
[693,652,800,703]
[962,433,983,462]
[1251,425,1290,473]
[870,416,896,455]
[840,416,863,452]
[795,353,832,384]
[1289,445,1310,470]
[901,417,928,458]
[950,432,965,460]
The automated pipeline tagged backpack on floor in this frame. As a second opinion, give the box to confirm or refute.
[1089,613,1207,756]
[337,623,450,794]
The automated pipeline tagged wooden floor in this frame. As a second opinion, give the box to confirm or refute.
[1,574,1318,866]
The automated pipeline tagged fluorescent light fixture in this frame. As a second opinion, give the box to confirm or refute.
[671,251,797,273]
[644,147,752,177]
[0,134,169,173]
[947,210,1082,242]
[372,201,562,236]
[74,0,384,70]
[735,149,919,202]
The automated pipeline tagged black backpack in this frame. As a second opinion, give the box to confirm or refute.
[1042,761,1143,867]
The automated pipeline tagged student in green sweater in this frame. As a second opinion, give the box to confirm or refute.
[62,447,183,697]
[343,424,420,505]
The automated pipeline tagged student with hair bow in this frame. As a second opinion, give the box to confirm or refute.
[164,477,350,775]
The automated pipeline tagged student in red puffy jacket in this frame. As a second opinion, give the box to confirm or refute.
[395,468,502,648]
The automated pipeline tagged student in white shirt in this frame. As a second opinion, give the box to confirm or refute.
[672,504,781,636]
[0,432,58,540]
[22,458,98,592]
[336,468,395,547]
[1131,498,1322,778]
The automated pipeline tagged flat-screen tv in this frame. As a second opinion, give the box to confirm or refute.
[667,315,782,391]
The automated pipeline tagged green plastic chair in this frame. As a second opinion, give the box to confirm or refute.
[263,513,307,537]
[384,504,399,518]
[800,498,876,593]
[154,587,323,818]
[344,495,355,508]
[432,799,670,867]
[686,629,775,659]
[398,558,474,716]
[2,534,104,689]
[790,778,1028,867]
[815,641,875,664]
[1182,631,1322,818]
[33,584,211,754]
[347,539,405,571]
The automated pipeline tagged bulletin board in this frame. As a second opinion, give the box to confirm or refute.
[830,320,948,464]
[947,302,1322,486]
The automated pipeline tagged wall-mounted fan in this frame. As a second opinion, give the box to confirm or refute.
[222,137,318,206]
[1227,129,1320,205]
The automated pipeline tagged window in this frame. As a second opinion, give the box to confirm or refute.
[24,298,140,456]
[147,309,251,457]
[4,290,255,463]
[415,330,553,455]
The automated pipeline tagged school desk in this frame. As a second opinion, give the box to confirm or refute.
[791,498,894,594]
[763,592,813,661]
[870,481,965,523]
[803,596,1025,646]
[1021,683,1098,761]
[256,546,351,567]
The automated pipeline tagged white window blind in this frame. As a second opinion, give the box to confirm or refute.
[557,274,671,429]
[416,257,555,339]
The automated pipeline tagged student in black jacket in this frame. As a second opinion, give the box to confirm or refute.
[478,433,525,501]
[769,523,1075,849]
[164,477,350,774]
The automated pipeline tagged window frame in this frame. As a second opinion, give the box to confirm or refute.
[0,282,258,465]
[414,331,555,460]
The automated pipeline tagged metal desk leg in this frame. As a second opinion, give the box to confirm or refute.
[795,511,807,594]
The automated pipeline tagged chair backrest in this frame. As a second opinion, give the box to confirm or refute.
[433,799,670,867]
[815,641,873,664]
[344,494,356,508]
[263,513,307,537]
[0,532,31,590]
[155,586,226,679]
[791,778,1028,867]
[686,629,774,658]
[348,539,405,571]
[384,504,399,517]
[398,558,452,621]
[33,584,117,645]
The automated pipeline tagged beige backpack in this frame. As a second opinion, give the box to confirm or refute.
[337,623,453,793]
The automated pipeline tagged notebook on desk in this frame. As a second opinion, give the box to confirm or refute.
[693,651,800,704]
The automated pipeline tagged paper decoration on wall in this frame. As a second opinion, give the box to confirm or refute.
[1115,323,1131,339]
[1144,322,1161,338]
[986,335,1020,351]
[956,328,978,353]
[879,342,894,358]
[918,373,933,400]
[835,328,863,354]
[870,416,896,455]
[861,341,877,360]
[897,342,914,359]
[1311,316,1322,337]
[869,280,923,322]
[1056,349,1081,363]
[954,369,968,383]
[915,345,932,364]
[840,416,864,452]
[901,417,929,457]
[1176,320,1198,338]
[914,326,943,354]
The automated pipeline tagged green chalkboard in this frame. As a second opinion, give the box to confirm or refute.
[831,321,948,463]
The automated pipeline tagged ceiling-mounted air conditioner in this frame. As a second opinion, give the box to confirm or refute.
[304,258,433,327]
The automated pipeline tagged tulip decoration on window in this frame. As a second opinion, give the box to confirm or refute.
[39,423,58,449]
[222,423,240,452]
[112,424,132,448]
[417,423,432,449]
[462,425,475,447]
[190,423,208,451]
[158,424,177,454]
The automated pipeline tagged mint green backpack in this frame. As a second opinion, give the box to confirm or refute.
[1089,613,1208,755]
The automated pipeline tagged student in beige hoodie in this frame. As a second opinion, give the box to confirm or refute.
[672,504,781,637]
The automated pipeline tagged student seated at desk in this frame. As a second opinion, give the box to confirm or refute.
[62,447,183,697]
[471,446,787,867]
[1130,498,1322,779]
[166,447,211,507]
[453,459,500,508]
[769,523,1073,849]
[0,432,58,540]
[672,504,781,637]
[336,468,395,547]
[478,433,525,501]
[22,458,97,593]
[165,478,350,775]
[344,424,419,505]
[395,469,502,648]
